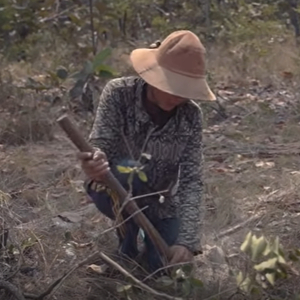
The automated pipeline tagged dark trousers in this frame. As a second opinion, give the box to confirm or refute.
[85,159,180,273]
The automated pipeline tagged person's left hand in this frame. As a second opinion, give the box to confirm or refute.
[168,245,193,265]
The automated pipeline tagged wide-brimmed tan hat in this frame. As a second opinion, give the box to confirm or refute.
[130,30,216,101]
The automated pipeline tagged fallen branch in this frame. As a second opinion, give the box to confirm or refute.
[23,250,181,300]
[99,252,183,300]
[0,280,26,300]
[24,251,99,300]
[215,215,262,240]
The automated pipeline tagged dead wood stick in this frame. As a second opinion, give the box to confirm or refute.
[0,280,26,300]
[98,252,183,300]
[56,114,171,262]
[25,251,181,300]
[215,215,262,240]
[24,251,100,300]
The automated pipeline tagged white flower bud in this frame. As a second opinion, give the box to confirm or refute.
[159,195,165,203]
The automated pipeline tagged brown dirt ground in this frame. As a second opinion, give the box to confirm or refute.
[1,60,300,299]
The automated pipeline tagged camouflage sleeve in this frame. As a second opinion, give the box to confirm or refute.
[174,106,204,254]
[88,79,122,165]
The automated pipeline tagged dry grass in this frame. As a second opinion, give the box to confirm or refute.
[0,110,54,146]
[207,34,300,86]
[1,27,300,300]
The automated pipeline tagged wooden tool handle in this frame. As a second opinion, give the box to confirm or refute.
[57,115,94,153]
[57,114,171,261]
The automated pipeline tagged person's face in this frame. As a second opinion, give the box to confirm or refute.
[149,86,188,111]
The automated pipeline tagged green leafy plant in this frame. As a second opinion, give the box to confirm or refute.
[237,231,300,296]
[68,47,118,99]
[21,47,117,97]
[117,165,148,185]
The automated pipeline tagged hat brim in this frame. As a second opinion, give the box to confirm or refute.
[130,48,216,101]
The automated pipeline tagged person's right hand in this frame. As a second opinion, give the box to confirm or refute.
[77,149,110,182]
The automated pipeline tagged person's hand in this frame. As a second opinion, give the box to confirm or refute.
[77,148,110,182]
[168,245,193,265]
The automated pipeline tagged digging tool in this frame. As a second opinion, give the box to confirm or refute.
[56,114,171,263]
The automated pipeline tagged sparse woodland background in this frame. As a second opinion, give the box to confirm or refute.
[2,0,300,300]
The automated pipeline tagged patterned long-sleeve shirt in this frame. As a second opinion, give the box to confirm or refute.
[88,76,204,254]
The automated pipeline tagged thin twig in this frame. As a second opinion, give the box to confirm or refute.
[114,194,131,234]
[118,189,169,217]
[152,4,169,16]
[47,253,59,274]
[55,0,60,13]
[142,262,192,282]
[0,280,26,300]
[23,250,182,300]
[227,290,243,300]
[215,215,262,240]
[137,127,156,164]
[121,130,135,161]
[40,5,78,22]
[203,285,239,300]
[100,205,149,236]
[88,0,96,55]
[137,13,143,29]
[24,252,100,300]
[29,230,47,273]
[5,238,23,280]
[99,252,183,300]
[130,189,169,201]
